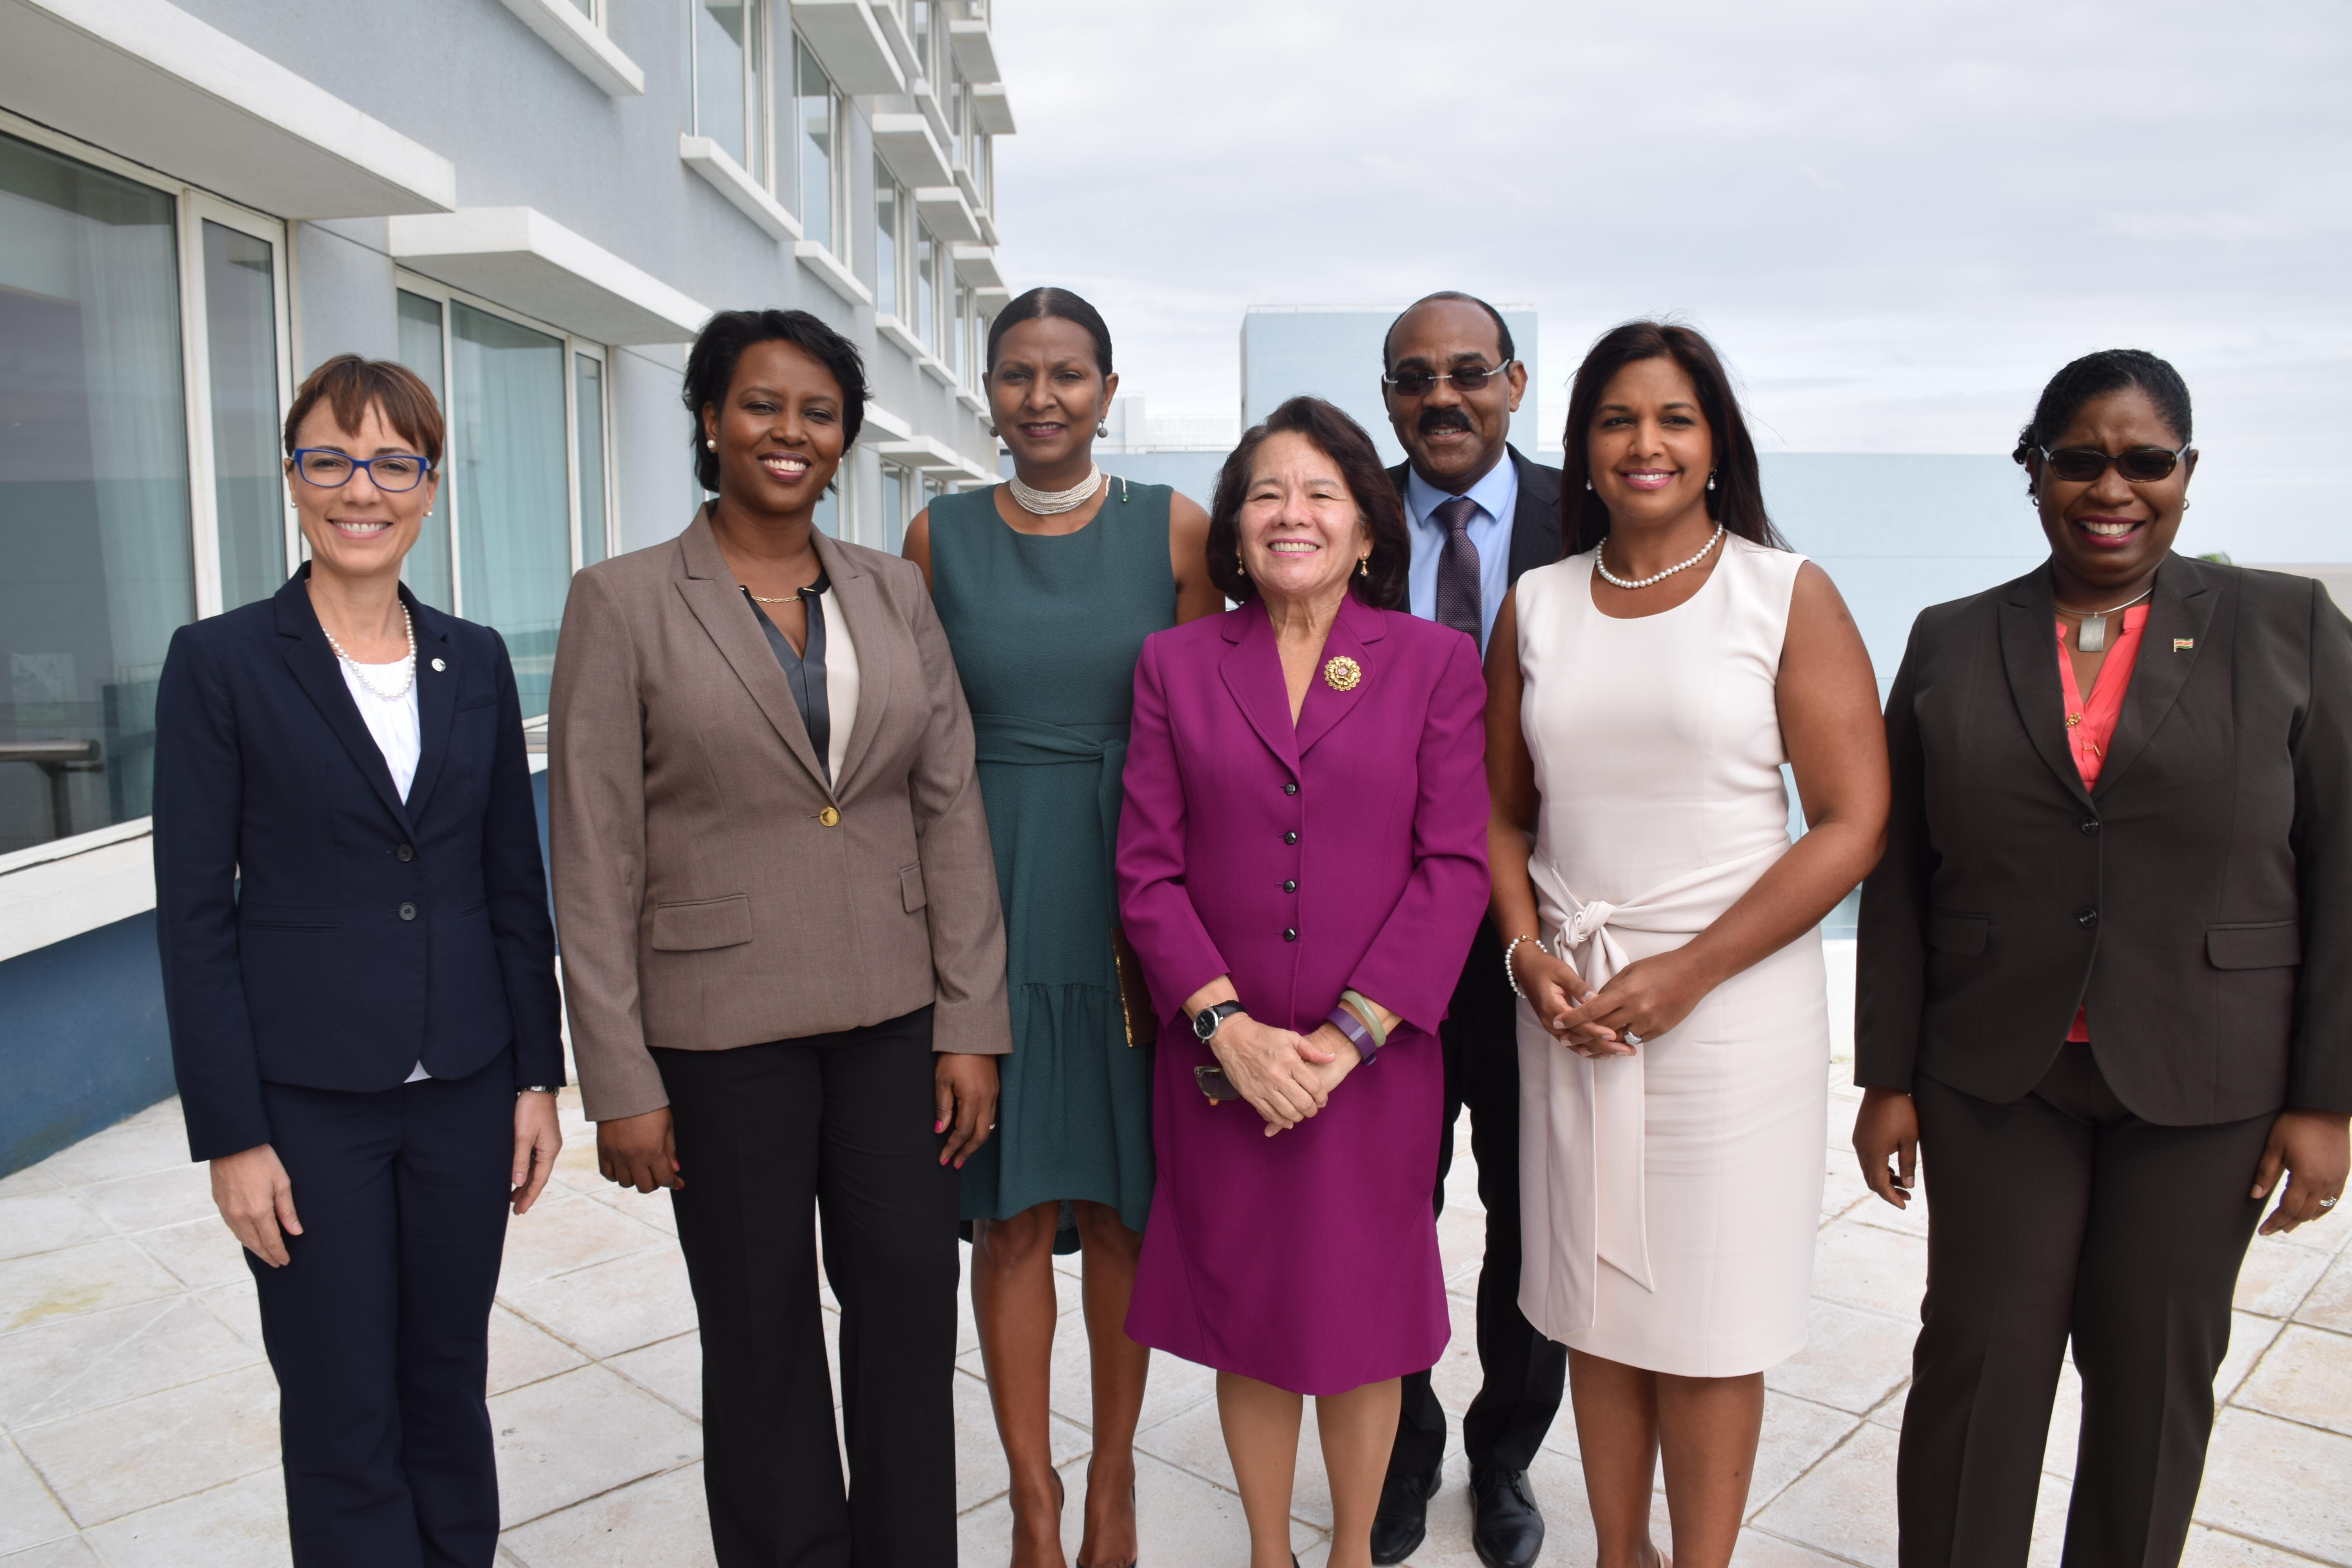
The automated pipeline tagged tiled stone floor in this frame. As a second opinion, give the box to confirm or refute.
[4,954,2348,1565]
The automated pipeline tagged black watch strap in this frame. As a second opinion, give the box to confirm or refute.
[1192,1000,1246,1042]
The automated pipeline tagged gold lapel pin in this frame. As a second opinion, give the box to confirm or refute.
[1323,655,1361,692]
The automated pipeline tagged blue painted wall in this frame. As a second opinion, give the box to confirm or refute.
[0,911,175,1175]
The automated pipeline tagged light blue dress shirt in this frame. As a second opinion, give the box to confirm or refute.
[1403,455,1518,656]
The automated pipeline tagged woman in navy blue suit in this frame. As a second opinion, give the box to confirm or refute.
[154,354,565,1568]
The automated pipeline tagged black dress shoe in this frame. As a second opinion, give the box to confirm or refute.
[1369,1465,1441,1564]
[1469,1467,1545,1568]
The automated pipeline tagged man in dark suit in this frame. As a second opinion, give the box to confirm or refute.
[1371,292,1564,1568]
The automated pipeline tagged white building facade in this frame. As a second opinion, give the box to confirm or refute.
[0,0,1014,1172]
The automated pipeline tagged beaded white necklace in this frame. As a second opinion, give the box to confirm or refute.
[1008,463,1104,516]
[1596,523,1724,590]
[322,604,417,700]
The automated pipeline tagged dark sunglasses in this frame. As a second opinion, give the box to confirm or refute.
[2035,443,2192,484]
[1382,361,1515,398]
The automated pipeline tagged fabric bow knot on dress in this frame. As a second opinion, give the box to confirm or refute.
[1516,840,1788,1341]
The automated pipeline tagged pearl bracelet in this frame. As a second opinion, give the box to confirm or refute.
[1502,934,1540,999]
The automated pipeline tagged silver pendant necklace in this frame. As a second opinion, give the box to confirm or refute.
[322,604,417,699]
[1595,523,1724,590]
[1007,463,1103,516]
[2055,585,2153,653]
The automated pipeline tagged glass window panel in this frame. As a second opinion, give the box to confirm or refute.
[574,353,607,568]
[202,222,284,611]
[0,132,193,853]
[393,289,453,610]
[697,1,752,173]
[949,64,967,167]
[450,303,568,719]
[568,0,593,15]
[797,39,833,250]
[879,463,905,554]
[873,162,898,317]
[916,227,935,347]
[911,1,930,77]
[813,479,837,537]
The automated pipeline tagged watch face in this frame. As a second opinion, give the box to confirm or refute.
[1193,1009,1218,1041]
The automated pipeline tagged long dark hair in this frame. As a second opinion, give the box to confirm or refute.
[683,309,867,493]
[1205,397,1410,610]
[1557,321,1784,557]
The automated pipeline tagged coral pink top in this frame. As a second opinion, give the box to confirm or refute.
[2058,604,2148,1041]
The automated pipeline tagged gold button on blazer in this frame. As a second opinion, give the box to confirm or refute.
[548,510,1012,1122]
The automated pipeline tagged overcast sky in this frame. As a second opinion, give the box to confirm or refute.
[989,1,2352,561]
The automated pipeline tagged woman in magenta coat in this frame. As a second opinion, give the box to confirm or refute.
[1116,396,1490,1568]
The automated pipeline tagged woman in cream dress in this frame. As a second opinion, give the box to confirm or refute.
[1484,323,1888,1568]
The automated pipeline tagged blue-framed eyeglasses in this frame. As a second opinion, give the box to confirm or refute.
[288,448,436,493]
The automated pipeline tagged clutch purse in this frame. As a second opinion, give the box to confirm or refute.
[1110,925,1158,1048]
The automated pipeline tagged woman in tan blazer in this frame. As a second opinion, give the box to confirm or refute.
[548,309,1010,1568]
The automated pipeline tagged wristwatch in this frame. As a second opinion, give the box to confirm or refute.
[517,1084,562,1095]
[1191,1000,1247,1043]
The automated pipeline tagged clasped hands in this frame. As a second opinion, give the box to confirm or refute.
[1210,1015,1360,1137]
[1510,940,1709,1059]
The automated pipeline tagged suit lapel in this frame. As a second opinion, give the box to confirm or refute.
[1294,595,1385,759]
[1506,447,1563,583]
[274,572,414,832]
[401,590,458,820]
[2094,555,2216,799]
[1996,566,2093,809]
[675,512,832,795]
[817,531,888,793]
[1219,606,1300,779]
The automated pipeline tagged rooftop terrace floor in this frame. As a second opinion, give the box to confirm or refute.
[3,957,2345,1565]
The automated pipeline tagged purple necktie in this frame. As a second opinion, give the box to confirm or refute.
[1432,495,1483,643]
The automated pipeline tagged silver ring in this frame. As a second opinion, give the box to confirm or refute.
[2322,1195,2340,1210]
[1622,1030,1644,1046]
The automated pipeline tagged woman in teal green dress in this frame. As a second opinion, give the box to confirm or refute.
[906,288,1222,1568]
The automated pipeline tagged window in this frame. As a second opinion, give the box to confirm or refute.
[916,225,937,350]
[873,159,901,317]
[910,0,931,77]
[0,123,293,857]
[392,279,609,720]
[574,352,610,568]
[947,62,967,170]
[794,35,838,253]
[203,221,289,612]
[878,463,908,554]
[692,1,766,181]
[975,132,993,214]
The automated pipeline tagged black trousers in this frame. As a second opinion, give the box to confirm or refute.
[657,1007,960,1568]
[1901,1044,2273,1568]
[251,1053,515,1568]
[1391,918,1568,1481]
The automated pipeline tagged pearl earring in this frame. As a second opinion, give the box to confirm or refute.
[1097,422,1109,438]
[1707,471,1717,492]
[984,421,997,436]
[705,437,717,451]
[1357,555,1370,577]
[1584,479,1594,492]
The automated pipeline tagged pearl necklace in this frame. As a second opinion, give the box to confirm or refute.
[1008,463,1103,516]
[1596,523,1724,590]
[323,604,417,700]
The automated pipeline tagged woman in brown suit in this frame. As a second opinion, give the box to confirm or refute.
[1854,348,2349,1568]
[548,309,1010,1567]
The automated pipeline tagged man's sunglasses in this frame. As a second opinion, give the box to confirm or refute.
[2034,443,2192,484]
[1382,361,1515,398]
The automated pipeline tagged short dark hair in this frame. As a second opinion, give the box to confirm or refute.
[284,354,444,467]
[684,309,867,493]
[1557,320,1786,558]
[2013,349,2193,481]
[1205,396,1410,610]
[1383,291,1515,374]
[985,286,1113,377]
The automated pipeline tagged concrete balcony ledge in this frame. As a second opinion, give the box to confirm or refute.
[793,0,904,95]
[390,207,710,345]
[972,82,1016,136]
[874,313,927,360]
[947,19,1000,85]
[0,822,155,964]
[492,0,645,97]
[794,240,873,307]
[917,354,958,388]
[951,244,1003,290]
[0,0,456,218]
[915,186,979,244]
[871,113,953,191]
[680,134,801,243]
